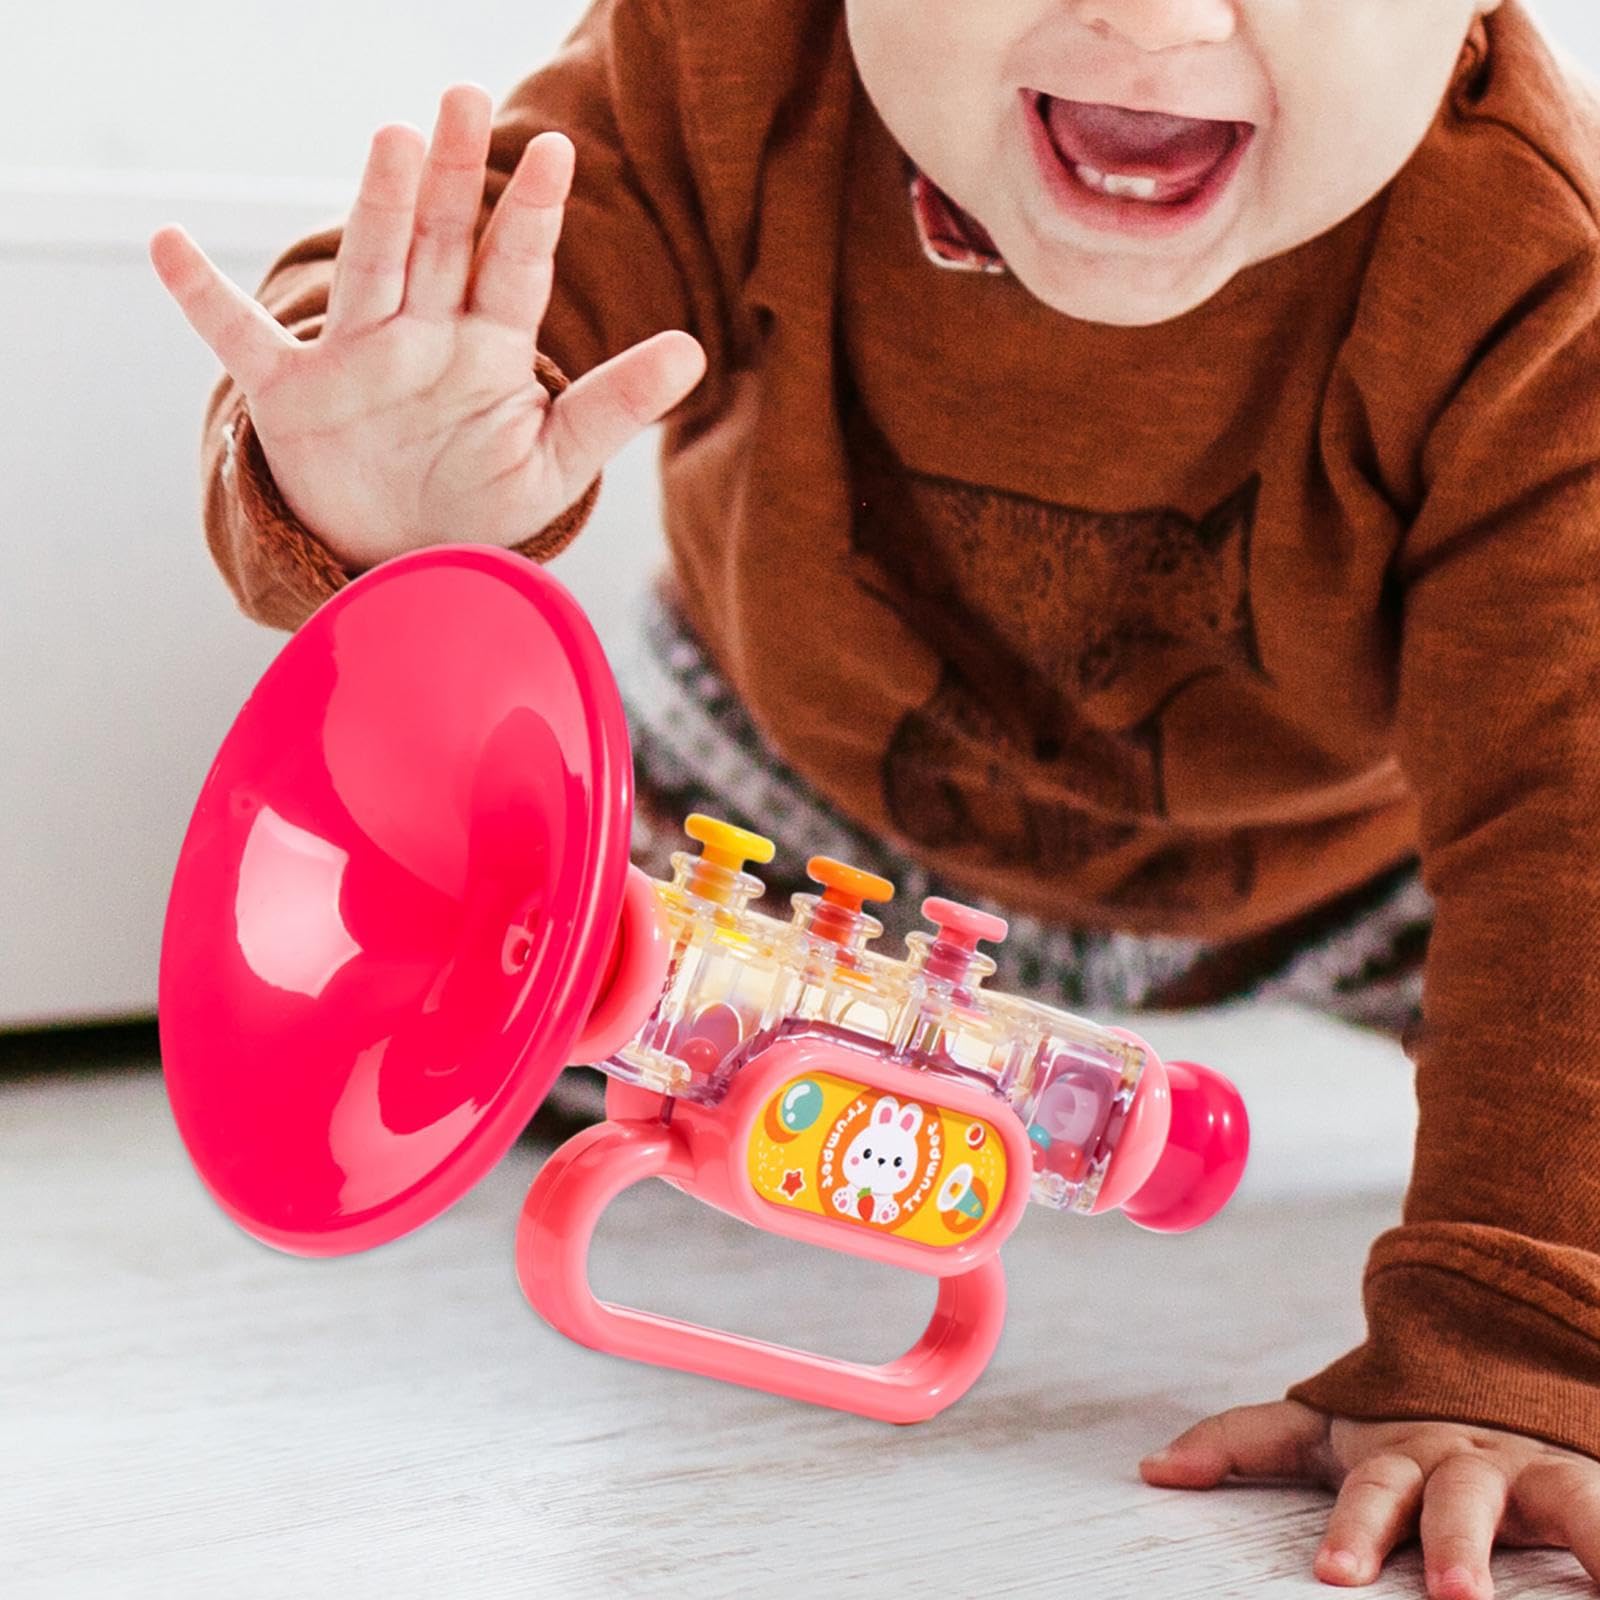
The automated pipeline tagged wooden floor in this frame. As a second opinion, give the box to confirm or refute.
[3,1006,1591,1598]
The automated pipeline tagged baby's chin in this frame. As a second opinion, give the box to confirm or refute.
[999,226,1248,328]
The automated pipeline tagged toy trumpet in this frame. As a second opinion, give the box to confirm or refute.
[160,546,1249,1423]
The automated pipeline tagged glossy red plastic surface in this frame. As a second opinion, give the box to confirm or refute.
[568,865,671,1066]
[158,546,634,1256]
[1119,1059,1251,1233]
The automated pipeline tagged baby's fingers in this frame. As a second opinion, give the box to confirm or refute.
[1417,1452,1508,1600]
[469,131,575,341]
[541,329,706,493]
[325,122,427,335]
[148,226,298,395]
[1140,1400,1331,1489]
[403,83,494,322]
[1314,1453,1425,1587]
[1511,1461,1600,1583]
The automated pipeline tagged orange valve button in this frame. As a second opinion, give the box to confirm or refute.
[807,857,895,914]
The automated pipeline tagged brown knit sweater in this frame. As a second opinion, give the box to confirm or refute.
[200,0,1600,1455]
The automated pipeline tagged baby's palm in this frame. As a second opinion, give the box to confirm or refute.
[237,310,564,565]
[149,84,704,572]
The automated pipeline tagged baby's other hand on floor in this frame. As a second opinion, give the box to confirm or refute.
[1139,1399,1600,1598]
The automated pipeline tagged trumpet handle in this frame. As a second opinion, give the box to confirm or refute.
[516,1117,1007,1424]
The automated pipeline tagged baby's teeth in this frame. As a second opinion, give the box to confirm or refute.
[1104,173,1159,200]
[1073,164,1160,201]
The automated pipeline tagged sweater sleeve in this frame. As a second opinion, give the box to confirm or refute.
[200,0,723,632]
[1287,240,1600,1459]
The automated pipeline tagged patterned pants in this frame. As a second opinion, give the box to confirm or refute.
[612,582,1433,1045]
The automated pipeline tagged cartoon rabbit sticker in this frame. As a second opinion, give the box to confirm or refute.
[833,1095,924,1225]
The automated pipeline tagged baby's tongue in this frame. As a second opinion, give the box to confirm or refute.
[1045,98,1235,184]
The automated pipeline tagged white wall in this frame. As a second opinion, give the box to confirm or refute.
[0,0,657,1027]
[1,0,1594,179]
[0,2,592,178]
[2,0,1597,1026]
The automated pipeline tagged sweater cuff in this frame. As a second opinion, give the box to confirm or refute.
[220,350,601,626]
[510,352,604,563]
[1286,1223,1600,1462]
[222,397,350,625]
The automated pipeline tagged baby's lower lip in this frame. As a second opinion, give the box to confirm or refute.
[1022,91,1254,242]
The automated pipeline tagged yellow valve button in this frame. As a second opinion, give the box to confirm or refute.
[807,856,895,914]
[684,814,776,874]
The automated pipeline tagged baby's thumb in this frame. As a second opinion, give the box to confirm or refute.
[540,330,706,494]
[1140,1401,1329,1490]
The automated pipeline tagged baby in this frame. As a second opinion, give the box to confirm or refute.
[148,0,1600,1593]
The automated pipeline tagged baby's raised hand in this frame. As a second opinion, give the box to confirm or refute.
[1140,1400,1600,1597]
[149,85,705,573]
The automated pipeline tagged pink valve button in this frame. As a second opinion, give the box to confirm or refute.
[921,898,1009,950]
[158,547,635,1256]
[919,898,1008,986]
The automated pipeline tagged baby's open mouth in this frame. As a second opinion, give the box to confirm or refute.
[1032,94,1251,206]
